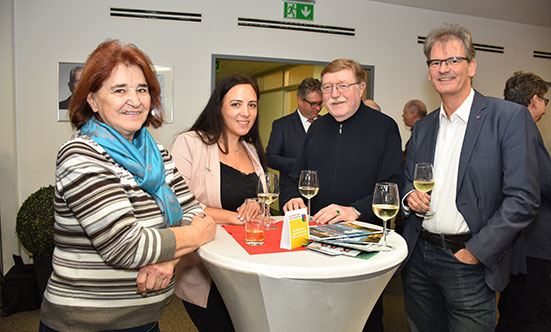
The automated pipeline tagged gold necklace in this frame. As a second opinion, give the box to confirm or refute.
[230,144,242,154]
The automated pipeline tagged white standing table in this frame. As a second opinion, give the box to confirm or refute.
[197,222,407,332]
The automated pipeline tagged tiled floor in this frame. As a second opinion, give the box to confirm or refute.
[0,275,409,332]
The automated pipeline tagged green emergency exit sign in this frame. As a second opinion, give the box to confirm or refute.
[284,2,314,21]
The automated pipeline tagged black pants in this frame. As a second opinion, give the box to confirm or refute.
[182,283,235,332]
[496,256,551,332]
[362,295,384,332]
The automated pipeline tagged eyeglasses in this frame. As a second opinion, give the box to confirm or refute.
[303,99,323,108]
[321,82,360,94]
[426,56,468,68]
[538,95,549,106]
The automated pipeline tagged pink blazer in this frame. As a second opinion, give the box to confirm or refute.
[170,131,264,307]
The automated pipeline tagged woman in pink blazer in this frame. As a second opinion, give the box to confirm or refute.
[171,74,266,332]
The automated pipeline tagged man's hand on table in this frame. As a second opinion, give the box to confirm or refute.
[313,204,359,224]
[283,198,306,212]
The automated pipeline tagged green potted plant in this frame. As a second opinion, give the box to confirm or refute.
[16,185,55,300]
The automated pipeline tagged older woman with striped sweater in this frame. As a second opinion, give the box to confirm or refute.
[39,40,215,332]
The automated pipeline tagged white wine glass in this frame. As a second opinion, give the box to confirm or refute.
[298,170,319,219]
[413,162,435,218]
[257,173,279,230]
[372,182,400,251]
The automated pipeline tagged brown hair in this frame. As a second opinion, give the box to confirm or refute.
[320,59,365,84]
[69,40,163,129]
[504,71,548,107]
[297,77,322,100]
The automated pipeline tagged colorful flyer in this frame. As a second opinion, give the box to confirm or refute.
[280,208,310,250]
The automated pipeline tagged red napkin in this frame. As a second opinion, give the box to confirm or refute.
[222,221,316,255]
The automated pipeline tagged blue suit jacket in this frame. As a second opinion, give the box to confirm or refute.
[519,131,551,263]
[401,91,541,291]
[266,111,306,209]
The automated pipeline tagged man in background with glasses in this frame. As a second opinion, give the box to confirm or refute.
[281,59,404,332]
[504,71,549,122]
[497,71,551,332]
[266,77,323,210]
[401,24,541,331]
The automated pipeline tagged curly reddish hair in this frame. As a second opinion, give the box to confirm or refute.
[69,40,163,129]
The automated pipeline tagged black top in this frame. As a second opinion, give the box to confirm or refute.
[281,103,404,225]
[220,162,259,211]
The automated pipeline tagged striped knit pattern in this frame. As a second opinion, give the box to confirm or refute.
[41,135,203,331]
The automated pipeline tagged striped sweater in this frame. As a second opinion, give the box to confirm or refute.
[40,135,203,332]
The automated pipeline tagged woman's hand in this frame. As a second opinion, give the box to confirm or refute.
[136,259,179,295]
[171,212,217,258]
[232,202,247,225]
[190,213,216,246]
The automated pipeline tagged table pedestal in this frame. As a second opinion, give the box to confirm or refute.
[203,261,399,332]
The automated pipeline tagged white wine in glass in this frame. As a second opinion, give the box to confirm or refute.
[413,162,435,217]
[298,170,319,218]
[257,173,279,230]
[372,182,400,251]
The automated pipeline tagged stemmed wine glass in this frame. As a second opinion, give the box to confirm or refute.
[298,170,319,219]
[413,162,435,218]
[257,173,279,230]
[372,182,400,251]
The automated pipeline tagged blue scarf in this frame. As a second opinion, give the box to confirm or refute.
[80,116,183,227]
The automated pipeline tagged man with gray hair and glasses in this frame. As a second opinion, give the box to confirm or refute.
[400,24,541,331]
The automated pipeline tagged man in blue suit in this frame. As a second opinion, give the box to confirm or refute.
[266,78,322,210]
[497,71,551,332]
[401,24,541,331]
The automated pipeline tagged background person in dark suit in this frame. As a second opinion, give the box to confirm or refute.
[266,77,322,210]
[401,24,541,332]
[401,99,426,164]
[497,71,551,332]
[59,65,83,109]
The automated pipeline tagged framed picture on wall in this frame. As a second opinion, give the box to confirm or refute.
[154,65,174,123]
[57,63,174,123]
[58,62,84,122]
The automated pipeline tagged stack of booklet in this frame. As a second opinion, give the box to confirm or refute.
[306,221,385,257]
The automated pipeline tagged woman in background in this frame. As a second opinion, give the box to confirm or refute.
[39,40,216,332]
[171,74,266,331]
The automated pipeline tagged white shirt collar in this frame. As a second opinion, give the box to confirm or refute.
[438,88,475,125]
[297,109,316,122]
[297,109,316,132]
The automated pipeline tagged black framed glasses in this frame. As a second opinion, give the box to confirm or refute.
[321,82,361,94]
[303,99,323,108]
[538,95,549,106]
[426,56,468,68]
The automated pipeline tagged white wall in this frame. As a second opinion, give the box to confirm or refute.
[2,0,550,272]
[1,0,18,274]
